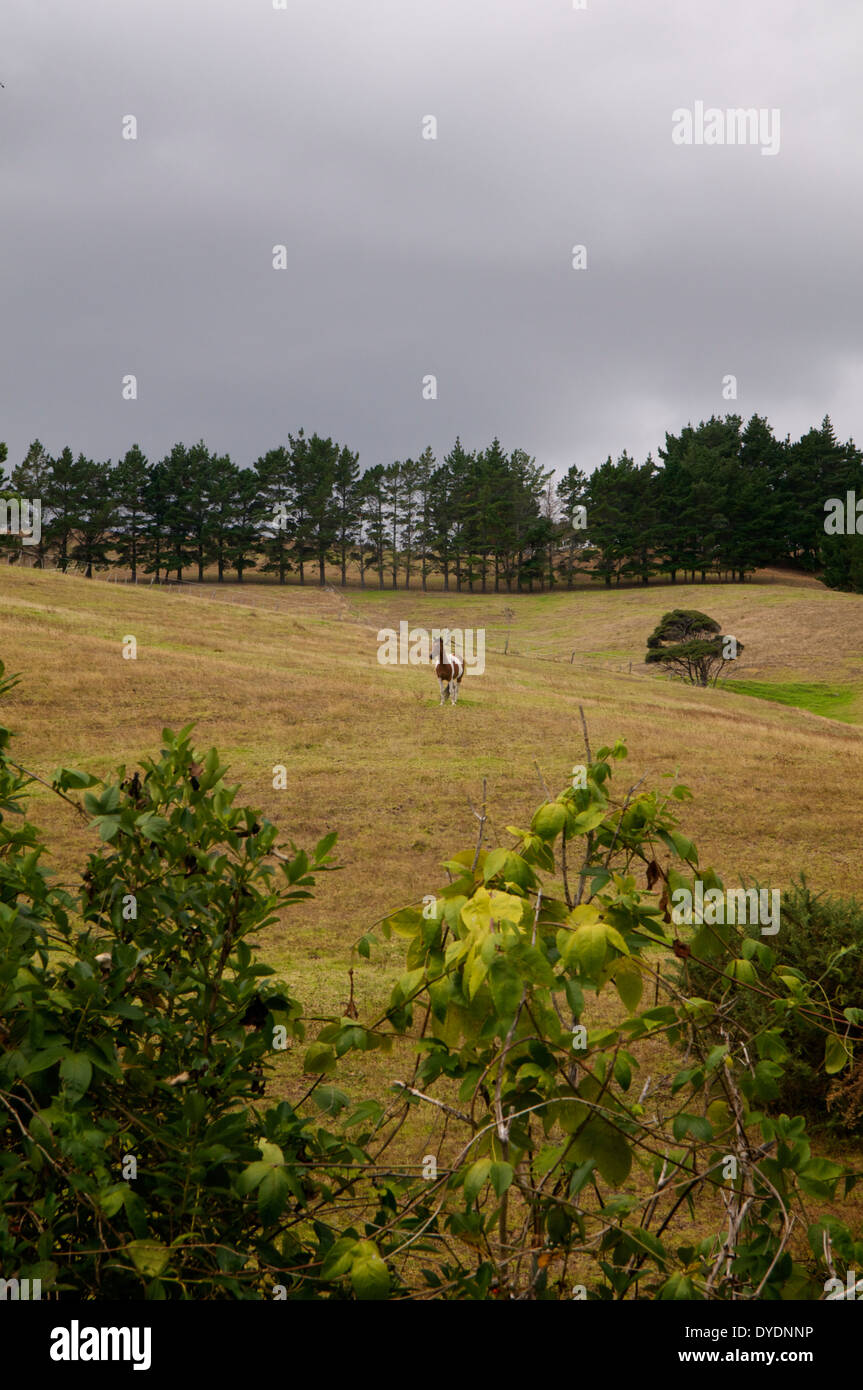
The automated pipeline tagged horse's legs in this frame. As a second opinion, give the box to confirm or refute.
[439,678,446,705]
[451,680,459,705]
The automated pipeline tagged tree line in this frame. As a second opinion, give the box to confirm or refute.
[1,411,861,591]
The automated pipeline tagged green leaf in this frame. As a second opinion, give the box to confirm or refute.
[724,958,758,985]
[570,922,608,977]
[610,958,642,1012]
[670,831,697,863]
[565,978,584,1017]
[489,1162,514,1197]
[613,1053,632,1090]
[236,1161,271,1196]
[95,815,122,842]
[98,1186,126,1217]
[312,1085,350,1117]
[344,1099,383,1129]
[483,848,510,881]
[571,1119,632,1185]
[572,806,607,834]
[629,1226,667,1267]
[315,830,338,860]
[659,1273,695,1299]
[258,1140,284,1166]
[755,1032,789,1064]
[335,1025,368,1056]
[392,967,425,1003]
[321,1238,357,1281]
[258,1165,291,1224]
[488,958,522,1018]
[110,1001,147,1021]
[467,955,488,1000]
[134,812,169,843]
[464,1158,493,1205]
[799,1157,844,1200]
[59,1053,92,1095]
[486,889,526,925]
[350,1241,390,1300]
[568,1159,596,1197]
[825,1034,851,1075]
[52,767,100,791]
[126,1241,169,1278]
[22,1047,65,1076]
[672,1113,713,1142]
[385,908,423,940]
[303,1043,337,1075]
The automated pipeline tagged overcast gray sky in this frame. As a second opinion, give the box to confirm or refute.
[2,0,861,479]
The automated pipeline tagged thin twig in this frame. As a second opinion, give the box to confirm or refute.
[391,1082,472,1126]
[578,705,592,764]
[533,761,552,799]
[469,778,488,873]
[8,759,90,821]
[603,775,648,867]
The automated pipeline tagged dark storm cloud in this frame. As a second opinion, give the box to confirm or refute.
[2,0,861,479]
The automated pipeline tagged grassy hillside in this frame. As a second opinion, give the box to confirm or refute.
[3,564,863,1026]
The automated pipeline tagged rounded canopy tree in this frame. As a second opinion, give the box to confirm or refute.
[645,609,742,686]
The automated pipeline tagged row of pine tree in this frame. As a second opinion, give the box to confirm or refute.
[1,413,862,591]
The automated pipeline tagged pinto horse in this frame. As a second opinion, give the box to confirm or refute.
[433,636,465,706]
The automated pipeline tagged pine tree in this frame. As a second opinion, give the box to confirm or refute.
[287,430,326,585]
[255,447,294,585]
[303,435,340,586]
[426,460,454,592]
[6,440,49,566]
[159,443,195,581]
[470,440,508,593]
[507,448,548,591]
[557,464,588,588]
[332,446,361,587]
[383,461,405,589]
[113,444,150,581]
[225,465,263,582]
[361,464,387,589]
[787,417,860,570]
[415,447,436,591]
[583,456,628,586]
[620,456,658,586]
[444,439,474,592]
[350,468,380,588]
[44,447,83,572]
[398,458,421,591]
[142,460,170,582]
[70,458,117,578]
[206,454,241,581]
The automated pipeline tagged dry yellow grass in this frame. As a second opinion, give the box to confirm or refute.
[4,565,863,1012]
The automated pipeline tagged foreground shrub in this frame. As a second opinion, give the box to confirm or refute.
[684,878,863,1134]
[0,662,396,1298]
[338,738,863,1299]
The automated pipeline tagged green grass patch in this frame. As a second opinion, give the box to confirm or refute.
[722,679,858,721]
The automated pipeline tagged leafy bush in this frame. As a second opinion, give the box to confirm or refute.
[0,661,396,1299]
[684,878,863,1133]
[358,744,863,1299]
